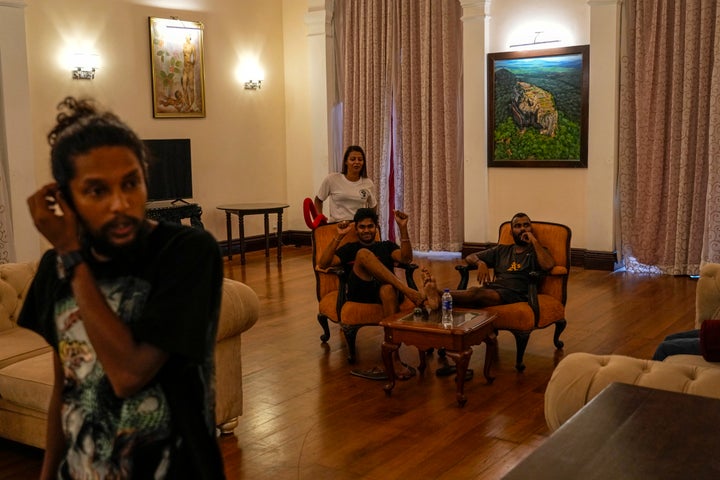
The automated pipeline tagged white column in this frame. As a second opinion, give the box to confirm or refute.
[0,0,40,262]
[304,0,333,192]
[459,0,492,243]
[587,0,621,252]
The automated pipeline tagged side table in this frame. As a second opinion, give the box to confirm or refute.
[216,203,289,265]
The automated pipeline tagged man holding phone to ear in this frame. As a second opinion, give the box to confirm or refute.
[423,213,555,309]
[19,97,225,479]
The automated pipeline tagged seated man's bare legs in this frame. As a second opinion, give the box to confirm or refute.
[353,250,420,380]
[421,267,503,310]
[452,287,503,308]
[421,268,441,310]
[379,284,399,317]
[352,249,425,306]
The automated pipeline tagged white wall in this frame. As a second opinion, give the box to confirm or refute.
[470,0,619,251]
[20,0,288,247]
[1,0,39,262]
[5,0,619,258]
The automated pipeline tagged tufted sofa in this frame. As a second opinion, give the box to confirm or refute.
[0,260,259,448]
[545,262,720,431]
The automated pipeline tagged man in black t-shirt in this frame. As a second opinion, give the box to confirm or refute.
[319,208,425,380]
[19,97,224,479]
[318,208,425,316]
[424,213,556,309]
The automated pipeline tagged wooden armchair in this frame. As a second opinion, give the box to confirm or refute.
[457,221,571,372]
[312,223,418,363]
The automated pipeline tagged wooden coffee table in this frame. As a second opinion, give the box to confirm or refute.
[380,309,497,406]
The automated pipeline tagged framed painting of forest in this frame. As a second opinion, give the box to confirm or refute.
[149,17,206,118]
[487,45,589,168]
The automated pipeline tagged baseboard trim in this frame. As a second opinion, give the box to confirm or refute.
[228,231,617,271]
[219,230,312,257]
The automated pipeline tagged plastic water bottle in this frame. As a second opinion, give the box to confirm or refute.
[441,289,453,328]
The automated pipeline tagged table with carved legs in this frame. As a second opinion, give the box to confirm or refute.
[217,203,289,265]
[380,309,497,407]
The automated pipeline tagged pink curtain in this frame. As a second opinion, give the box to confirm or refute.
[618,0,720,274]
[0,167,13,263]
[335,0,463,250]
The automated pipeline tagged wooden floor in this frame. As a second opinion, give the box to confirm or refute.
[0,246,698,479]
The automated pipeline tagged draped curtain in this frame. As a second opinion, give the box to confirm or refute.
[618,0,720,275]
[334,0,463,250]
[0,135,14,263]
[0,169,13,263]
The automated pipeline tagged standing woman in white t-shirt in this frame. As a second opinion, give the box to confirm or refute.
[314,145,378,223]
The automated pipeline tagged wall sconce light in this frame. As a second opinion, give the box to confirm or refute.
[71,53,100,80]
[244,80,262,90]
[509,31,560,49]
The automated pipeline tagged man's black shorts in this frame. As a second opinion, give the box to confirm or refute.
[485,283,527,304]
[346,271,383,304]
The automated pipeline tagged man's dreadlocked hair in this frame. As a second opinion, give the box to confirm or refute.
[47,97,149,207]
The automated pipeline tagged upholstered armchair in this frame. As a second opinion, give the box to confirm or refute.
[312,223,418,363]
[456,221,572,372]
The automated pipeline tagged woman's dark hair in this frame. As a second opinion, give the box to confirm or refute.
[341,145,367,177]
[47,97,148,205]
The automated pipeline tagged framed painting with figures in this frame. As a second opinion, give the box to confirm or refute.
[149,17,206,118]
[487,45,589,168]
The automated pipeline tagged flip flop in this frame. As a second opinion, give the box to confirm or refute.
[436,365,473,381]
[396,365,417,381]
[350,366,388,381]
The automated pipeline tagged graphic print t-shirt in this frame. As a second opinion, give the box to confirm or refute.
[477,244,539,294]
[18,222,224,479]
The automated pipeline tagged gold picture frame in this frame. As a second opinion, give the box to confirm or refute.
[149,17,206,118]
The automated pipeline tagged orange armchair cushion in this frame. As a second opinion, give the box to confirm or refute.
[484,293,565,331]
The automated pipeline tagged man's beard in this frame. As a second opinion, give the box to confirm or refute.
[513,232,530,247]
[82,217,149,261]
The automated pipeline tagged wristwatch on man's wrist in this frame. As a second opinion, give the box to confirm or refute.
[56,250,85,281]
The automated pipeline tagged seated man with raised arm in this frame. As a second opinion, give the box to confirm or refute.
[318,208,425,379]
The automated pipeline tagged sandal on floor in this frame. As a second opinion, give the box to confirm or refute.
[396,365,417,381]
[436,365,473,381]
[350,366,389,381]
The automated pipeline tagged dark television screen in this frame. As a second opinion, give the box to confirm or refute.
[143,138,193,202]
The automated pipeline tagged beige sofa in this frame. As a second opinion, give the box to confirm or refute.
[0,261,259,449]
[545,262,720,431]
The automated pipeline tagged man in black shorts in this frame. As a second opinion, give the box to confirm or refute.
[318,208,424,316]
[423,212,556,310]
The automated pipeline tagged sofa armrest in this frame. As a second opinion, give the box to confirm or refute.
[696,263,720,328]
[216,278,260,342]
[545,352,720,432]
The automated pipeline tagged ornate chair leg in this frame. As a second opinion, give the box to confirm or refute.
[512,331,531,372]
[341,324,360,364]
[318,313,331,342]
[218,417,238,436]
[553,319,567,349]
